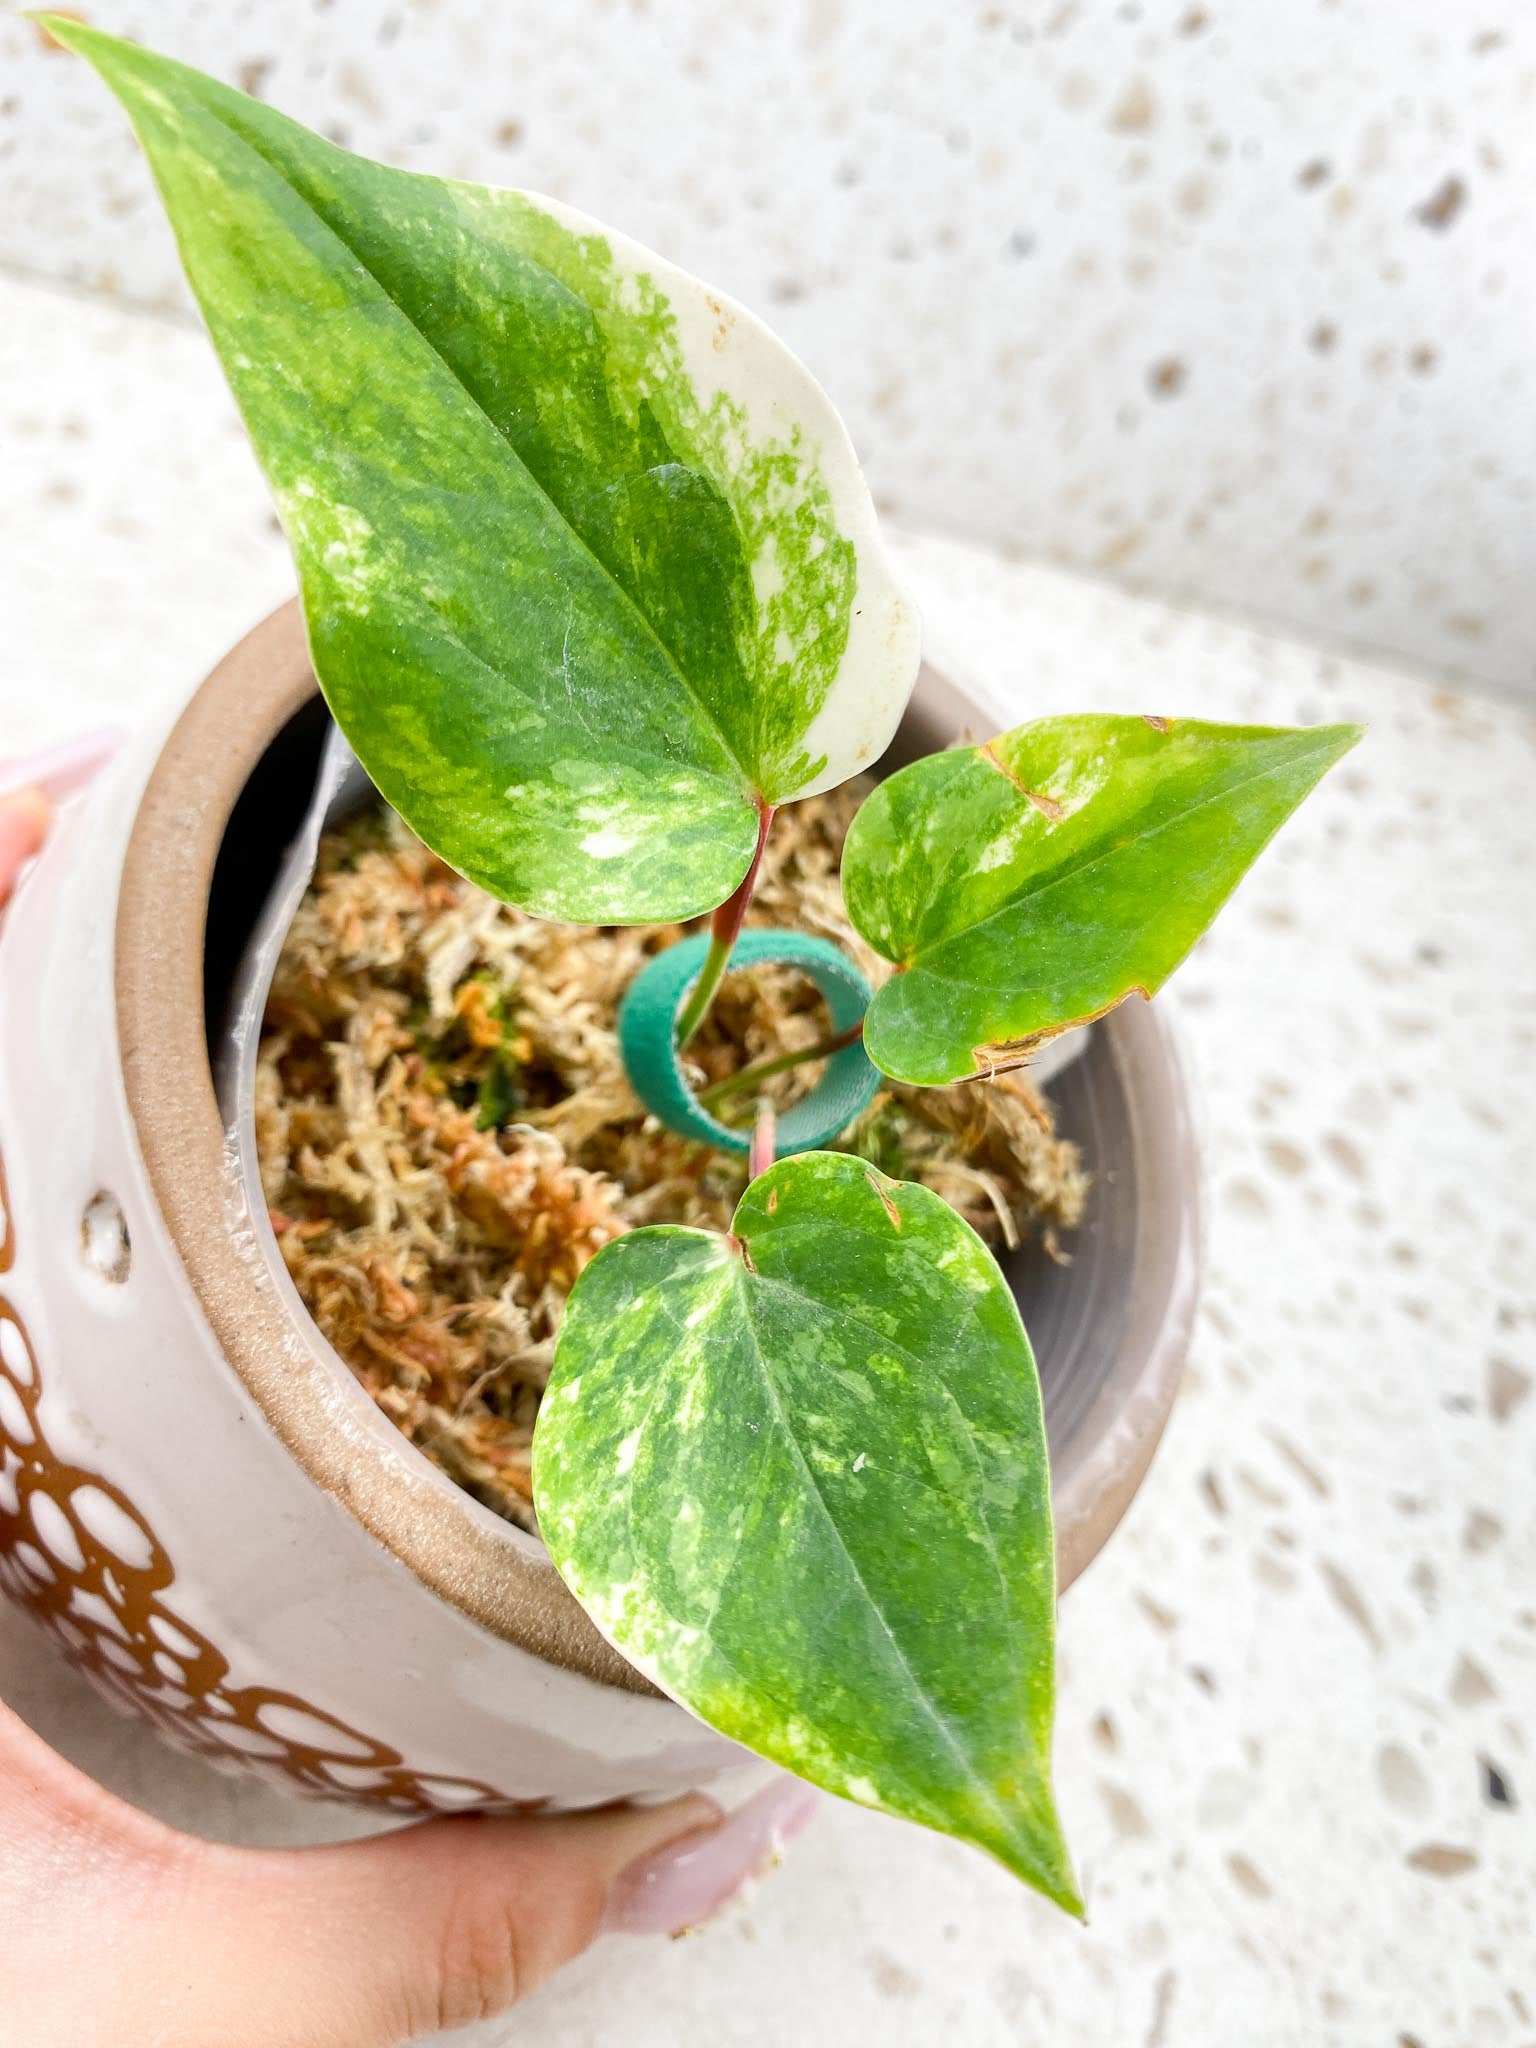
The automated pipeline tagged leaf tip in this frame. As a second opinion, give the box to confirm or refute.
[1302,720,1366,766]
[1050,1848,1088,1922]
[26,12,134,77]
[24,8,85,51]
[1292,718,1366,788]
[980,1794,1084,1919]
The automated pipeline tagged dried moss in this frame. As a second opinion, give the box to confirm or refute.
[256,785,1087,1531]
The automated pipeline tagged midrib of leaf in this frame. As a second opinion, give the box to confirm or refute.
[614,1264,904,1784]
[733,1271,1025,1837]
[742,1247,1018,1614]
[167,73,757,792]
[628,1261,780,1667]
[744,1238,1062,1792]
[905,733,1343,974]
[627,1242,1020,1822]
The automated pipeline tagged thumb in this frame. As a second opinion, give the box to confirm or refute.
[199,1776,819,2045]
[0,788,51,901]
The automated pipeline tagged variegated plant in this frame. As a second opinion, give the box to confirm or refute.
[52,18,1360,1915]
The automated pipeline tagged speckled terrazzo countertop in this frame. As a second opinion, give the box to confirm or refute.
[2,271,1532,2048]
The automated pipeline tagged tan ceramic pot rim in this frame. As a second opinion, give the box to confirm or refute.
[115,601,1195,1690]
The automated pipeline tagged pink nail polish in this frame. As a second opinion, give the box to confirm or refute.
[0,727,128,802]
[602,1777,820,1938]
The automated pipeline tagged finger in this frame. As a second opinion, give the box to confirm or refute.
[0,726,127,802]
[0,1694,179,1860]
[0,729,125,907]
[599,1776,820,1937]
[0,1698,207,2048]
[0,790,52,902]
[196,1776,818,2044]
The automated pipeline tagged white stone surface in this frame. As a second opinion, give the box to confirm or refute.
[2,272,1534,2046]
[4,0,1536,703]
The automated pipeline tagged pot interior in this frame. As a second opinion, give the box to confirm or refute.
[201,684,1141,1496]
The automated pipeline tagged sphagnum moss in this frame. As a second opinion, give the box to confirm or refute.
[257,788,1086,1531]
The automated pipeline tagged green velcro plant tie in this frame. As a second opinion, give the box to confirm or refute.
[618,929,880,1157]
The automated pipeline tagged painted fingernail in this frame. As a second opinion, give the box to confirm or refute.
[0,726,127,802]
[602,1777,820,1938]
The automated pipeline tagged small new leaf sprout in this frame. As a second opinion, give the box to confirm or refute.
[51,16,1360,1914]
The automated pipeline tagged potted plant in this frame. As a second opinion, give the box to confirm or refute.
[0,21,1356,1909]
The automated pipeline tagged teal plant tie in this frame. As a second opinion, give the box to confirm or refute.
[618,930,880,1158]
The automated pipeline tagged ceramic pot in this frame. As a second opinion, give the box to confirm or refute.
[0,601,1199,1817]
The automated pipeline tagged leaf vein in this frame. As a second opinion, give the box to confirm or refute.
[175,79,757,791]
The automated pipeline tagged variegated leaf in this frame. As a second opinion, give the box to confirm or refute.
[843,714,1362,1085]
[534,1150,1080,1911]
[53,20,920,923]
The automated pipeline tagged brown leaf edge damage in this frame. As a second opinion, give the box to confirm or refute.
[971,987,1152,1080]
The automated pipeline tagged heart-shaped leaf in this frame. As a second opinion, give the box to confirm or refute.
[534,1150,1080,1911]
[54,21,920,923]
[843,714,1362,1085]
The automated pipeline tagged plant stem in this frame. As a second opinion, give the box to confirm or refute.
[697,1020,865,1110]
[674,795,775,1050]
[749,1103,777,1181]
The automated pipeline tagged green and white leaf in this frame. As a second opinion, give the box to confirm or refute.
[52,20,920,923]
[534,1150,1080,1912]
[843,713,1362,1086]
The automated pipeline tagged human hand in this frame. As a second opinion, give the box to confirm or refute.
[0,1694,817,2045]
[0,734,818,2045]
[0,1695,816,2046]
[0,730,126,888]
